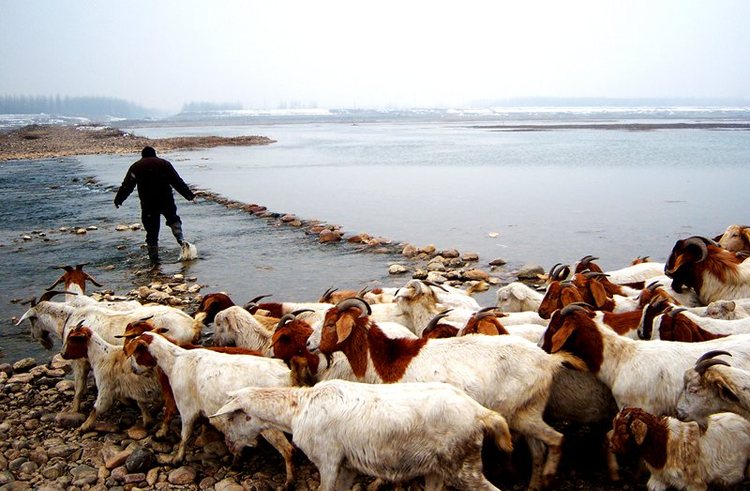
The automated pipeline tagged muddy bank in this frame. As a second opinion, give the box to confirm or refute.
[0,124,275,162]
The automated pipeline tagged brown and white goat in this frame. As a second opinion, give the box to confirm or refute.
[540,304,750,416]
[610,406,750,491]
[46,263,102,300]
[126,332,296,488]
[62,322,162,432]
[665,235,750,305]
[307,298,588,490]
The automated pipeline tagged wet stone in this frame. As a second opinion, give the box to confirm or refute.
[13,358,37,373]
[125,447,154,473]
[168,465,197,485]
[54,412,86,429]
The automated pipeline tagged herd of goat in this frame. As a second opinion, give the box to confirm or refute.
[13,224,750,491]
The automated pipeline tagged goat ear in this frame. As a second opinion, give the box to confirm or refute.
[550,323,575,353]
[741,228,750,248]
[335,315,355,344]
[630,418,648,445]
[706,372,741,403]
[589,281,609,308]
[210,397,244,419]
[560,288,581,306]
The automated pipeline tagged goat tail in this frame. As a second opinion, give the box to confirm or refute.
[482,411,513,453]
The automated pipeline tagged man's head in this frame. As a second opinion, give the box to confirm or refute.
[141,146,157,158]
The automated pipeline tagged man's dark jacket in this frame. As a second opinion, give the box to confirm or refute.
[114,157,195,211]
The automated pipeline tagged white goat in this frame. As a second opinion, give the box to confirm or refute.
[211,380,512,491]
[61,324,162,432]
[610,407,750,491]
[212,306,276,354]
[307,298,587,490]
[17,298,202,412]
[705,299,750,319]
[603,261,666,286]
[496,282,544,312]
[127,332,296,488]
[676,351,750,426]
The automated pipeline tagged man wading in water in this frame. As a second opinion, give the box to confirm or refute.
[114,146,197,263]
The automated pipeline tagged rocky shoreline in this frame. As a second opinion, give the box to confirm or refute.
[0,124,275,162]
[1,124,648,491]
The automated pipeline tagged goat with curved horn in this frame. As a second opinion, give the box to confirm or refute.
[422,280,448,292]
[335,297,372,317]
[694,357,731,375]
[696,350,733,365]
[423,309,454,333]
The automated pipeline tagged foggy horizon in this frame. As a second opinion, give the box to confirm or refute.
[2,1,749,113]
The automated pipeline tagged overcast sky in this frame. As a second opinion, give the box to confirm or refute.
[1,0,748,111]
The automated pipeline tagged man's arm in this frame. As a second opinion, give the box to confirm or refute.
[113,167,137,207]
[165,162,195,202]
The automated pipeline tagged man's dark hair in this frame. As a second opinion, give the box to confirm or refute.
[141,146,157,158]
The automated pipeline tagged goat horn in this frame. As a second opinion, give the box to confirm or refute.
[247,294,272,304]
[422,280,448,292]
[583,271,610,279]
[696,350,733,364]
[695,358,731,375]
[138,315,154,322]
[424,309,453,333]
[680,237,712,263]
[579,255,599,264]
[475,307,498,321]
[335,297,372,317]
[75,319,86,328]
[646,281,663,291]
[276,314,297,330]
[357,286,370,297]
[548,263,562,277]
[320,287,337,302]
[667,307,687,318]
[291,308,315,316]
[53,265,74,271]
[560,303,593,316]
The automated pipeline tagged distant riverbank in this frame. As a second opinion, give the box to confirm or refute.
[0,124,275,161]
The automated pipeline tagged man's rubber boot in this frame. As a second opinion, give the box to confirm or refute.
[147,245,160,264]
[169,221,185,246]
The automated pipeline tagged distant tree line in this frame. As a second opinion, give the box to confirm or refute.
[181,101,243,112]
[0,95,152,118]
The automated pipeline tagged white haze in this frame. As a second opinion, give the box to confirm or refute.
[0,0,748,112]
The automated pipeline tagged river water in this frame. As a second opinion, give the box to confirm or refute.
[2,117,750,361]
